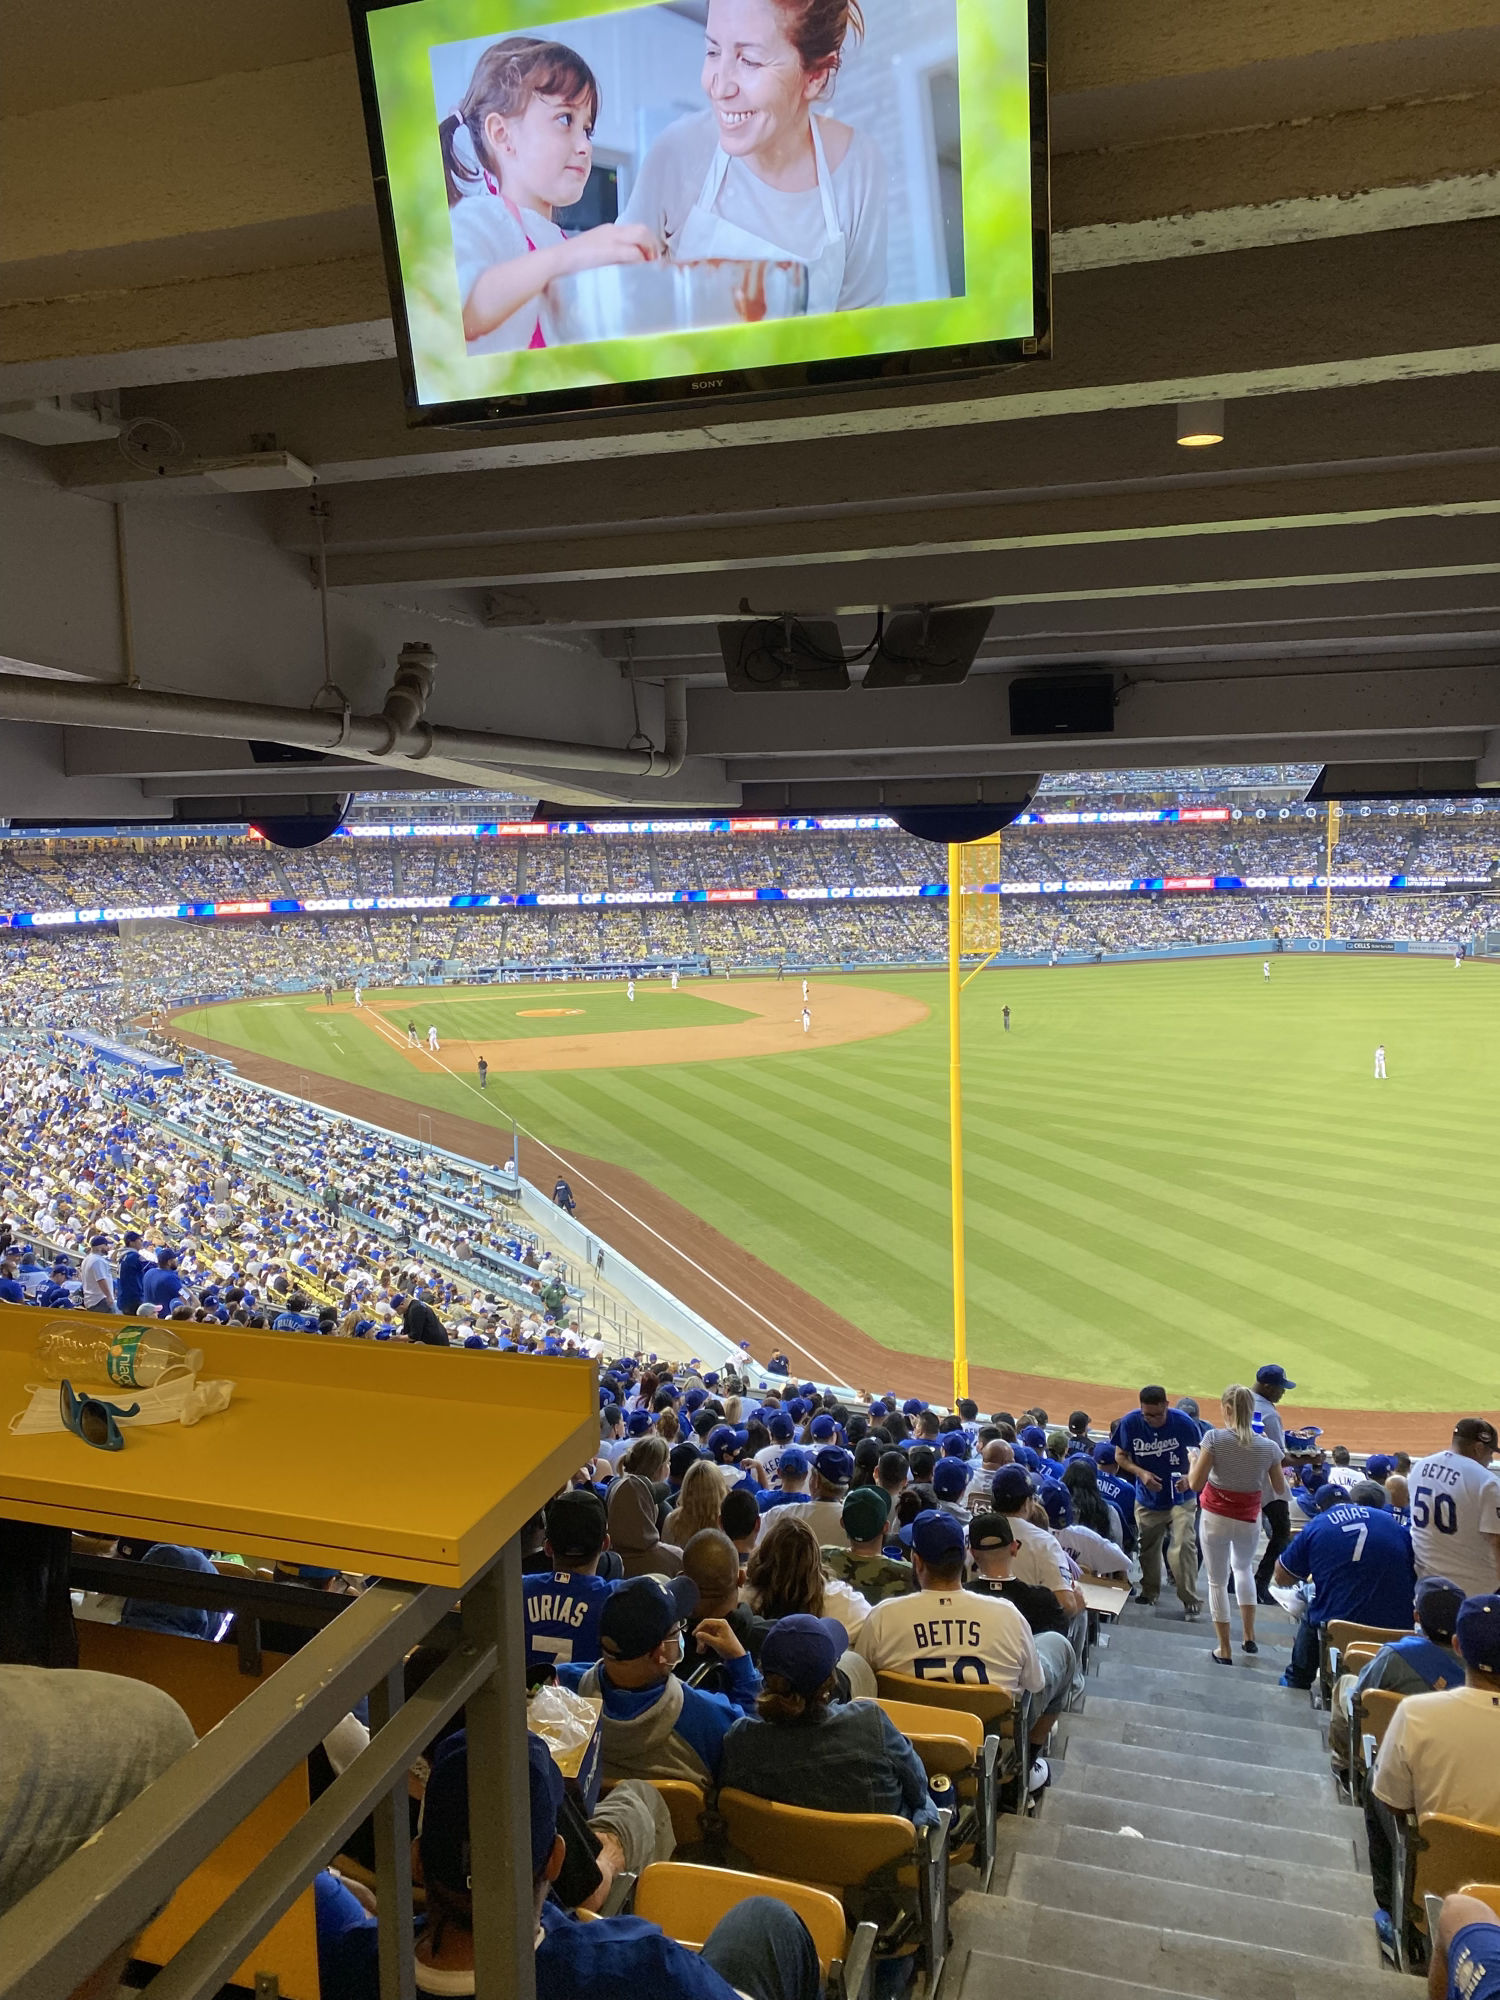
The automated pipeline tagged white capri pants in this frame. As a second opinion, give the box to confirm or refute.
[1199,1508,1261,1622]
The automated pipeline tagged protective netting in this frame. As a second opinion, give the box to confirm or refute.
[957,834,1004,956]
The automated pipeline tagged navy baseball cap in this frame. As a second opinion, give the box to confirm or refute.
[600,1575,699,1661]
[1091,1441,1117,1467]
[809,1413,838,1442]
[684,1388,708,1411]
[1019,1425,1047,1451]
[1256,1364,1296,1390]
[933,1458,970,1500]
[902,1397,926,1417]
[814,1445,853,1486]
[123,1230,141,1244]
[1414,1576,1465,1643]
[991,1466,1033,1512]
[768,1414,794,1442]
[1455,1594,1500,1676]
[1364,1453,1395,1479]
[760,1613,848,1695]
[669,1441,704,1483]
[1038,1482,1073,1528]
[778,1446,809,1479]
[910,1509,967,1565]
[707,1424,740,1460]
[940,1433,970,1458]
[625,1411,653,1436]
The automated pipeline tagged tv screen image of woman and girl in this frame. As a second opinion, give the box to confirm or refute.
[362,0,1035,404]
[431,0,961,354]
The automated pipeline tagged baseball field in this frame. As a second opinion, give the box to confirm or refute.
[173,955,1500,1423]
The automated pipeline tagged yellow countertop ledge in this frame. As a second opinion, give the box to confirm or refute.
[0,1306,599,1586]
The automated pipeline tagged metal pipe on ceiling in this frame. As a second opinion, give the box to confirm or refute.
[0,643,688,779]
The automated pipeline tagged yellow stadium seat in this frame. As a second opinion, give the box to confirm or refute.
[1394,1816,1500,1972]
[877,1698,998,1888]
[874,1670,1029,1814]
[1351,1686,1405,1805]
[715,1788,951,1986]
[634,1861,876,1999]
[1320,1621,1411,1707]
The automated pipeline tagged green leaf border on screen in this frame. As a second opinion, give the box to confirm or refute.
[353,0,1047,416]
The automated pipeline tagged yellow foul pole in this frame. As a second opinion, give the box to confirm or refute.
[1324,801,1340,939]
[947,841,969,1403]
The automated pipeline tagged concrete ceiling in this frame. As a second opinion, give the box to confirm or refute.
[2,0,1499,817]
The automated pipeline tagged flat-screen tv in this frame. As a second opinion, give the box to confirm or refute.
[348,0,1048,425]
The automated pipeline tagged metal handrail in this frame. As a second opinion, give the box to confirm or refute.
[0,1559,523,2000]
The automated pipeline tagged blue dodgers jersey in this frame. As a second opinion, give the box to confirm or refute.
[1114,1409,1201,1508]
[523,1571,615,1671]
[1277,1505,1416,1629]
[1449,1923,1500,2000]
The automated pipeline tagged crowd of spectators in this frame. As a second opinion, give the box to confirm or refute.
[6,1352,1497,1997]
[0,1043,603,1353]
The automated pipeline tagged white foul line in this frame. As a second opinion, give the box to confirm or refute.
[347,996,845,1382]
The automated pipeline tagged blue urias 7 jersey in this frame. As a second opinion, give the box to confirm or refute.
[524,1571,616,1673]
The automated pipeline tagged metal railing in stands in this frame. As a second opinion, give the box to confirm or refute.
[0,1549,537,2000]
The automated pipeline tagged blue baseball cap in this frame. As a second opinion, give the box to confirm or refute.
[910,1509,967,1566]
[991,1466,1033,1513]
[684,1388,709,1411]
[768,1413,794,1442]
[814,1446,854,1486]
[1038,1482,1073,1528]
[625,1411,654,1436]
[902,1398,925,1417]
[600,1575,699,1661]
[760,1614,848,1695]
[1455,1594,1500,1676]
[940,1433,970,1458]
[809,1413,838,1442]
[1256,1364,1296,1391]
[778,1446,809,1479]
[933,1458,971,1499]
[1364,1454,1395,1479]
[1091,1442,1117,1467]
[707,1424,741,1461]
[1019,1425,1047,1451]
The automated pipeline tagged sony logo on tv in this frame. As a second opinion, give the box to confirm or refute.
[690,377,725,392]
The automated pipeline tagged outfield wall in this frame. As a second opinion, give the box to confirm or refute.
[751,933,1469,975]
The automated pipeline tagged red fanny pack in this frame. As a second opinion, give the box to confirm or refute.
[1202,1482,1263,1523]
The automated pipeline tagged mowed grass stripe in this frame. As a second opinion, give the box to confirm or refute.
[192,957,1500,1409]
[754,1063,1485,1377]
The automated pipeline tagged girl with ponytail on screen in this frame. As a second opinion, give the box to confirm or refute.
[1189,1385,1289,1665]
[440,37,658,353]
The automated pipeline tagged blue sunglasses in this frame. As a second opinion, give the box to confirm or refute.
[59,1379,141,1451]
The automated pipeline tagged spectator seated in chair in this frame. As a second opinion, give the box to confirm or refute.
[718,1613,941,1829]
[821,1486,915,1605]
[1328,1576,1466,1771]
[1275,1480,1416,1691]
[1366,1593,1500,1955]
[558,1574,761,1787]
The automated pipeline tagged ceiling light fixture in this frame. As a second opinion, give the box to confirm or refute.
[1176,398,1224,448]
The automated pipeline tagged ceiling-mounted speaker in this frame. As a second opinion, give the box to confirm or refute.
[889,801,1034,845]
[1008,672,1115,737]
[719,618,849,692]
[248,794,353,848]
[862,607,994,689]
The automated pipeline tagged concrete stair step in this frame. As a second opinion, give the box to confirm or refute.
[1122,1601,1297,1628]
[950,1952,1240,2000]
[1059,1715,1320,1776]
[1060,1734,1336,1804]
[994,1818,1372,1917]
[1074,1693,1319,1752]
[950,1898,1417,2000]
[1000,1854,1374,1959]
[1104,1624,1296,1672]
[1051,1756,1349,1834]
[1086,1661,1314,1721]
[1035,1785,1362,1874]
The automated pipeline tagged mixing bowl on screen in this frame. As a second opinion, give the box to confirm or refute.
[546,258,809,343]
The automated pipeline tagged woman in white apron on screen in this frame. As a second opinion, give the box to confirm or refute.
[623,0,888,314]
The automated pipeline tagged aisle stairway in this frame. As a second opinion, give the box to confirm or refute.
[947,1598,1422,1999]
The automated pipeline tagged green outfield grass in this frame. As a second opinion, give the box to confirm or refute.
[359,986,751,1040]
[178,959,1500,1410]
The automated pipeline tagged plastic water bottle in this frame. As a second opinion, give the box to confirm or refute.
[35,1322,204,1390]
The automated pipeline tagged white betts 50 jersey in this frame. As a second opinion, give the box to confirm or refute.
[853,1588,1043,1693]
[1407,1449,1500,1596]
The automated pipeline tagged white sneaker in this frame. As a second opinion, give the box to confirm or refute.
[1027,1757,1050,1793]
